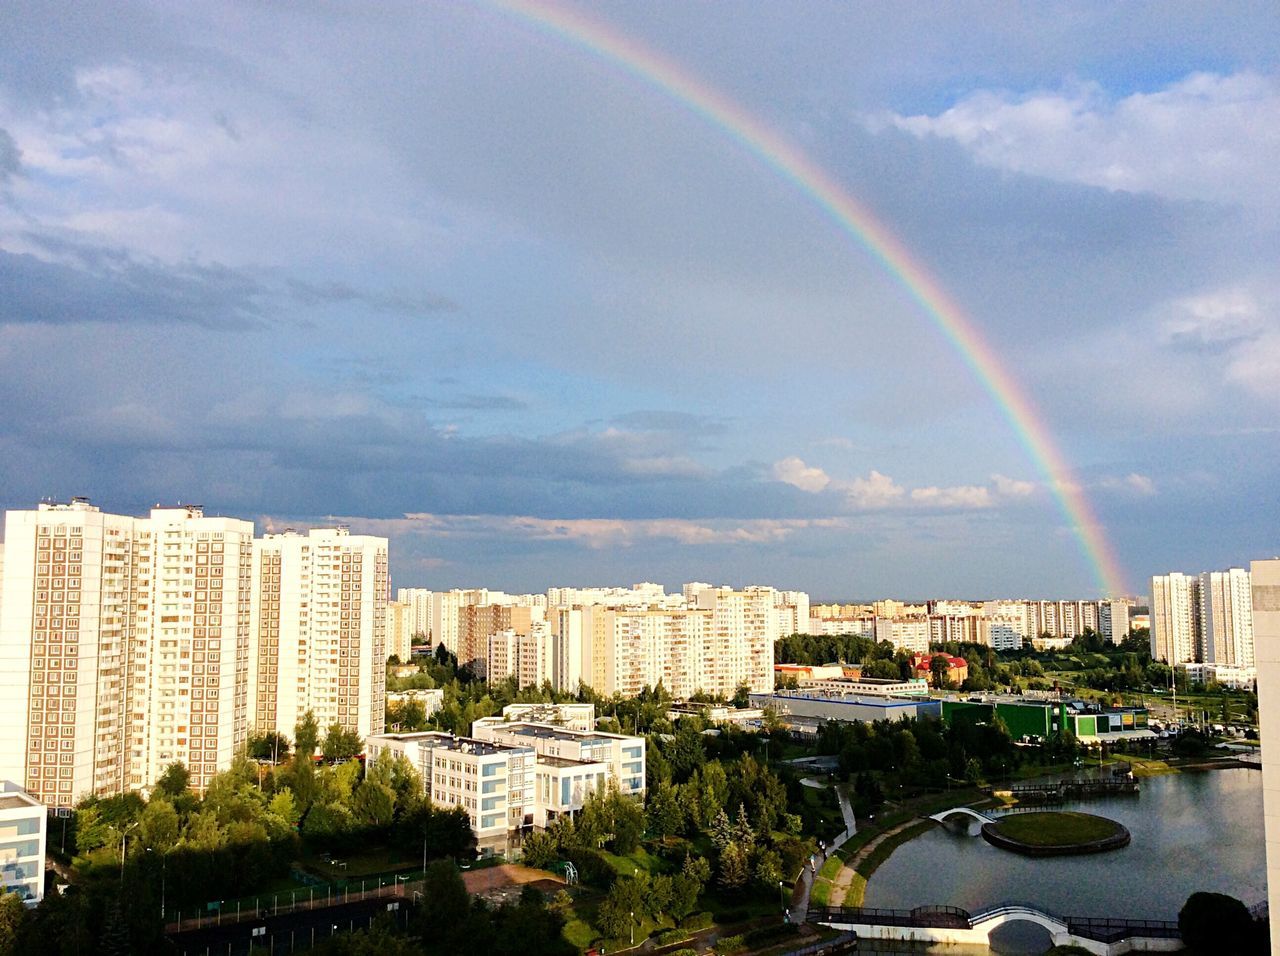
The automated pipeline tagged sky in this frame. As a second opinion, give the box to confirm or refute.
[1,2,1277,600]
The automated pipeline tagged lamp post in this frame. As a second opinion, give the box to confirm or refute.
[778,880,785,917]
[119,820,140,885]
[629,910,634,946]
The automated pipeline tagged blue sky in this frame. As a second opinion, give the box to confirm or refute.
[1,2,1277,599]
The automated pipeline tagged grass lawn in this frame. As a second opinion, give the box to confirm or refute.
[991,811,1124,847]
[601,845,668,878]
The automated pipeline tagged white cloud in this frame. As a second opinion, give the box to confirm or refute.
[910,484,993,509]
[992,474,1036,498]
[879,71,1280,208]
[843,470,906,509]
[1159,288,1264,351]
[1098,473,1157,496]
[772,456,831,492]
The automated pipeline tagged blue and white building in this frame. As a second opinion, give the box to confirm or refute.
[0,780,46,905]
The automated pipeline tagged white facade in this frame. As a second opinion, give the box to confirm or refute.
[364,732,534,855]
[874,616,930,654]
[1177,662,1256,691]
[387,688,444,719]
[1098,600,1131,645]
[252,528,389,743]
[0,781,45,904]
[1151,573,1199,663]
[0,500,255,804]
[395,588,434,641]
[1199,569,1254,667]
[469,721,646,799]
[499,702,596,732]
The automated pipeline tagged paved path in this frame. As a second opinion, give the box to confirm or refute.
[792,784,858,922]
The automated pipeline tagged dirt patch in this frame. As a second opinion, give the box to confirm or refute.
[461,864,564,896]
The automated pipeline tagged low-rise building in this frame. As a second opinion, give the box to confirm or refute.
[470,721,646,799]
[794,676,930,698]
[666,703,766,728]
[911,653,969,686]
[0,781,46,905]
[387,688,445,720]
[1178,662,1257,691]
[749,691,941,726]
[941,695,1152,745]
[500,702,596,732]
[364,732,534,855]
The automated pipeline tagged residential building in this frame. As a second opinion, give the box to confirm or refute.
[395,588,434,642]
[251,527,389,743]
[1098,599,1131,645]
[1178,663,1256,691]
[469,721,645,799]
[386,600,414,662]
[0,499,255,805]
[0,780,46,904]
[1151,573,1200,663]
[386,688,444,720]
[874,617,930,654]
[910,653,968,687]
[1199,569,1255,667]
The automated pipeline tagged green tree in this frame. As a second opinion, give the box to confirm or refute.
[416,860,471,954]
[295,710,321,758]
[0,892,30,956]
[929,655,952,689]
[154,762,191,799]
[610,791,645,854]
[139,797,180,851]
[1178,892,1256,954]
[248,731,292,762]
[322,722,363,761]
[717,842,750,891]
[647,779,684,837]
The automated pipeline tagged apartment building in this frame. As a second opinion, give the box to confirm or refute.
[395,588,433,641]
[0,780,45,904]
[252,527,388,743]
[469,720,645,799]
[1151,569,1254,669]
[1249,558,1280,953]
[0,500,255,805]
[386,600,413,662]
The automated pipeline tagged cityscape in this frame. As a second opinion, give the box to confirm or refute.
[1,3,1277,956]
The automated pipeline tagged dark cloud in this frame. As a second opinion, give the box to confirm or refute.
[0,129,19,182]
[287,278,459,317]
[0,245,265,329]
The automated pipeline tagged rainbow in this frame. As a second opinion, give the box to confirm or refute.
[483,0,1126,596]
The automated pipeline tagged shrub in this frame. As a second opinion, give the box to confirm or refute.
[680,911,713,931]
[744,923,802,947]
[654,928,691,945]
[714,934,747,955]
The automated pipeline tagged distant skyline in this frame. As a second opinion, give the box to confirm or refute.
[2,3,1277,596]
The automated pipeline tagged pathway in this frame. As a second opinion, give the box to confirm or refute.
[791,784,857,921]
[827,816,922,908]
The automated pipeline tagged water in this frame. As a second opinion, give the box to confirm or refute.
[864,768,1265,922]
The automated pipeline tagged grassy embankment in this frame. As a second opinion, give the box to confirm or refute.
[988,811,1123,848]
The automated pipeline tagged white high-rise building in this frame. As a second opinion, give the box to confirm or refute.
[1199,569,1254,667]
[0,500,255,805]
[252,527,389,742]
[1151,572,1199,664]
[386,600,414,662]
[395,588,434,642]
[1098,600,1131,645]
[549,607,584,693]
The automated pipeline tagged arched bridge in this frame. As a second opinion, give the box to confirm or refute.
[928,806,996,825]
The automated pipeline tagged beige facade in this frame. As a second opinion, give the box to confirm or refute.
[386,600,413,662]
[252,528,388,742]
[1151,572,1199,663]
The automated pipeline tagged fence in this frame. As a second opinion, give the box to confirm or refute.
[166,875,417,933]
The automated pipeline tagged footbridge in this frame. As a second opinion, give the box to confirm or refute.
[928,806,996,825]
[808,902,1185,955]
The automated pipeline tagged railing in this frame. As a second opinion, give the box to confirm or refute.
[810,900,1185,944]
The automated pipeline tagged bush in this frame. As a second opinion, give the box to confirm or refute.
[565,847,616,888]
[714,934,747,955]
[680,911,713,931]
[669,951,698,956]
[744,923,802,947]
[1178,892,1257,953]
[653,927,691,945]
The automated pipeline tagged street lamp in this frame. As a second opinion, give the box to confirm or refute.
[629,910,634,946]
[777,879,785,915]
[119,820,140,884]
[146,847,167,923]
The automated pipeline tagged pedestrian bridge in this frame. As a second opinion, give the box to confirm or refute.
[927,806,996,826]
[808,902,1185,955]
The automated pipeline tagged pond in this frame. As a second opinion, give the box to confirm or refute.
[863,768,1264,949]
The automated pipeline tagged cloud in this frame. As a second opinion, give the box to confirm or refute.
[320,512,837,550]
[843,470,906,509]
[880,71,1280,208]
[1098,473,1157,496]
[0,128,19,183]
[0,245,265,329]
[772,456,831,493]
[909,484,992,509]
[992,474,1037,498]
[1226,331,1280,399]
[1159,288,1264,352]
[286,278,459,317]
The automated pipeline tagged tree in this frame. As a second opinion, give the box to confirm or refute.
[416,860,471,954]
[139,798,180,851]
[248,731,292,762]
[520,829,560,870]
[717,842,750,891]
[647,780,684,838]
[154,762,191,799]
[929,655,952,689]
[610,792,645,855]
[322,722,363,761]
[0,892,30,956]
[295,710,321,758]
[1178,892,1257,954]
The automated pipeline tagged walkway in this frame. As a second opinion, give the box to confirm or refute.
[790,783,857,921]
[927,806,995,825]
[828,816,921,908]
